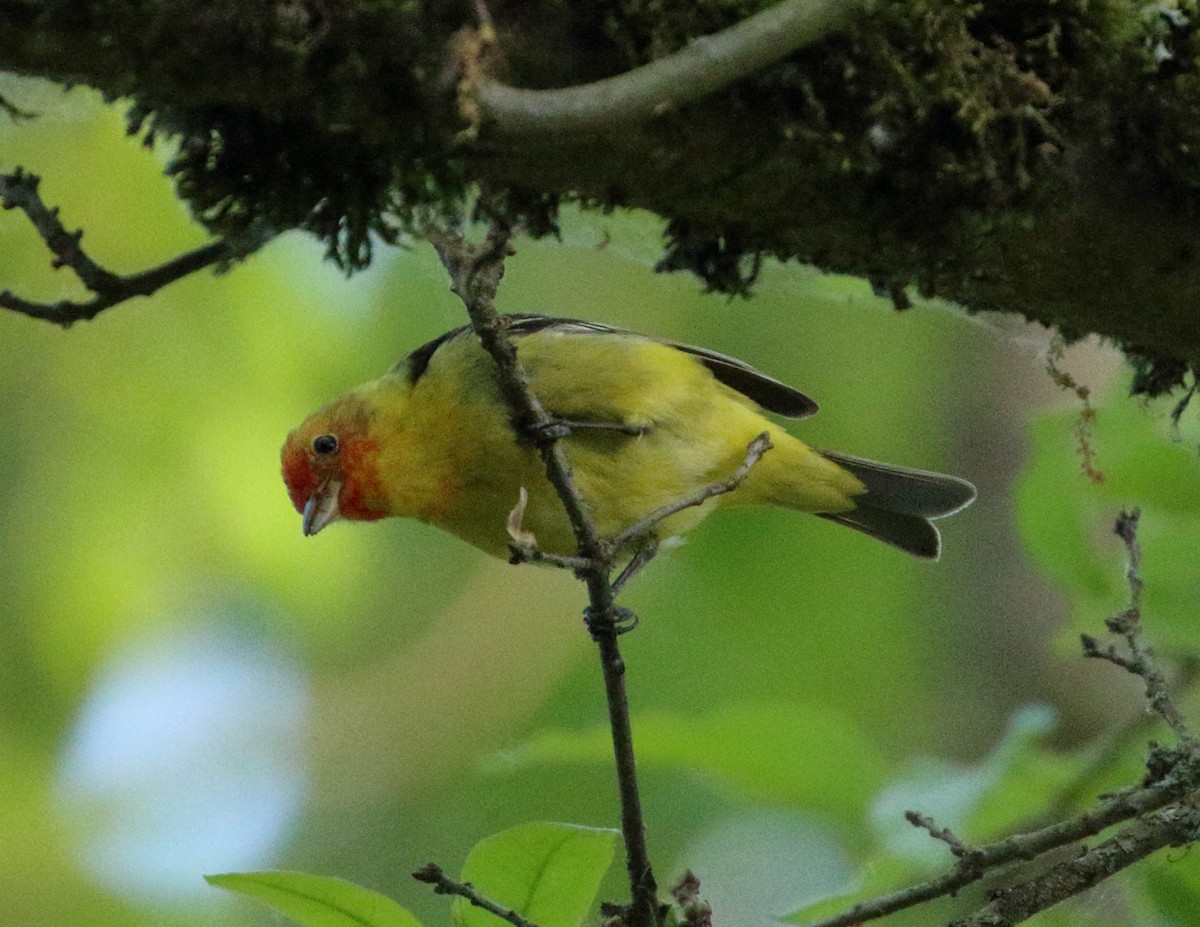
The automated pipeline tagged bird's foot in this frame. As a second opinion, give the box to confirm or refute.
[583,606,639,640]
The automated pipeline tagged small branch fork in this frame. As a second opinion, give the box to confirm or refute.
[806,509,1200,927]
[1081,509,1195,743]
[0,169,269,327]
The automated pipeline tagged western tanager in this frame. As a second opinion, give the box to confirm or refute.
[281,316,975,559]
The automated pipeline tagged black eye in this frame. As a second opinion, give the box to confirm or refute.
[312,434,339,455]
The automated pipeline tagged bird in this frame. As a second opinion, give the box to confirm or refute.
[281,315,975,560]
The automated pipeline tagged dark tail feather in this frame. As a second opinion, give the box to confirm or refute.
[818,451,977,559]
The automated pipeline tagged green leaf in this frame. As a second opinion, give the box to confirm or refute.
[206,870,423,927]
[452,822,618,927]
[490,703,888,825]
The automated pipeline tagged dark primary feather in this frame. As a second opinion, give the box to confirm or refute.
[818,507,943,560]
[401,314,819,418]
[820,451,977,518]
[816,451,977,560]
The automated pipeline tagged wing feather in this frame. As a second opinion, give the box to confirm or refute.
[401,314,818,418]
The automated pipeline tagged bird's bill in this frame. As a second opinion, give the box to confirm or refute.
[301,480,342,536]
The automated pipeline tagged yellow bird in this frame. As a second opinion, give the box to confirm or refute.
[281,316,975,559]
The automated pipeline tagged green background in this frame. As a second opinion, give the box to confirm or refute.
[2,76,1197,927]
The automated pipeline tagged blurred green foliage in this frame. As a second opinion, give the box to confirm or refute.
[3,74,1199,927]
[207,871,423,927]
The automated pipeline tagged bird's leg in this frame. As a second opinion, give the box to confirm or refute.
[611,539,660,596]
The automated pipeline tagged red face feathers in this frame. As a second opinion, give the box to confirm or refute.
[280,396,387,535]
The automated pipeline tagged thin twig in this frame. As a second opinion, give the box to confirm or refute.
[905,811,968,857]
[429,224,662,927]
[506,488,596,571]
[0,168,270,327]
[413,863,539,927]
[1081,510,1195,742]
[611,541,659,596]
[609,432,772,552]
[469,0,864,136]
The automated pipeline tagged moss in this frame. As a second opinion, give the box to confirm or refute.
[8,0,1200,388]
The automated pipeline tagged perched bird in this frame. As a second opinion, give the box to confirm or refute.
[281,316,975,560]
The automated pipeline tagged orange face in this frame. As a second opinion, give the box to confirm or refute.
[280,397,388,534]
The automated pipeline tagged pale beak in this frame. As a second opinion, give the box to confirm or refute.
[301,479,342,536]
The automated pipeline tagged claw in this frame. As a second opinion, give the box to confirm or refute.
[583,606,639,640]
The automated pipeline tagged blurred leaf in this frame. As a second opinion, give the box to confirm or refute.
[787,709,1104,925]
[493,703,889,824]
[453,822,618,927]
[1137,852,1200,927]
[1017,395,1200,653]
[206,870,422,927]
[872,706,1058,862]
[783,854,916,924]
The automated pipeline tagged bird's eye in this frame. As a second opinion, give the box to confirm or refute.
[312,434,339,455]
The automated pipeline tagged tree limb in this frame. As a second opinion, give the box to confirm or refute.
[804,771,1200,927]
[951,795,1200,927]
[6,3,1200,384]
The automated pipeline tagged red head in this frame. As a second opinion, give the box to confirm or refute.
[280,395,388,535]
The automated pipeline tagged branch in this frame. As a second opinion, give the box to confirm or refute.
[413,863,539,927]
[469,0,864,136]
[609,433,772,552]
[0,169,270,327]
[804,772,1199,927]
[1039,655,1200,823]
[429,223,662,927]
[951,794,1200,927]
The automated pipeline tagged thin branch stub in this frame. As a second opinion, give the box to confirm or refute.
[413,863,539,927]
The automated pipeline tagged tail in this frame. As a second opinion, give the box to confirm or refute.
[818,451,976,560]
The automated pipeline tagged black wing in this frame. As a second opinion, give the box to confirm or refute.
[402,314,819,418]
